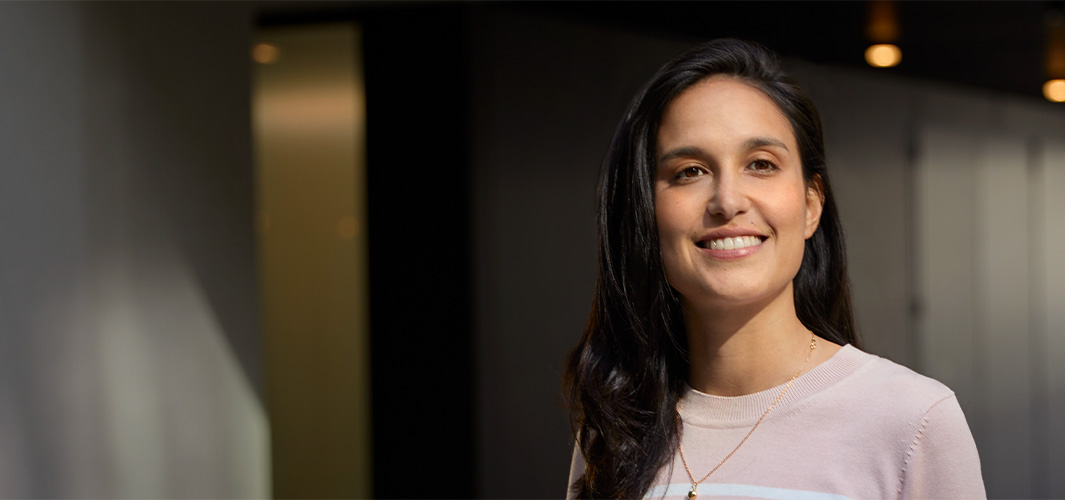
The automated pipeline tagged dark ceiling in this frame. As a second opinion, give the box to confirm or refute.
[518,1,1060,102]
[257,1,1065,103]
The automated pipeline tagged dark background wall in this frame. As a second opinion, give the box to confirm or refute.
[361,7,476,498]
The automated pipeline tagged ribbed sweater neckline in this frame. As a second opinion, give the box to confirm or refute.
[677,343,869,429]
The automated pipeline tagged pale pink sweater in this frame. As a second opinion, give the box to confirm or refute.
[567,345,986,499]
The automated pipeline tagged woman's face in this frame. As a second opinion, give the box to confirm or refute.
[654,76,823,309]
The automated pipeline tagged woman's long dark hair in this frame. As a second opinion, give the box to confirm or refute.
[563,39,860,498]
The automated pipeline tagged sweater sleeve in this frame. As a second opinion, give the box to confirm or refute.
[566,443,585,500]
[898,394,986,499]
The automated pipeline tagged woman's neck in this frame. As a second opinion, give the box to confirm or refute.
[683,285,820,397]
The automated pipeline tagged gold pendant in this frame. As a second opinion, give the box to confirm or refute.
[687,485,698,499]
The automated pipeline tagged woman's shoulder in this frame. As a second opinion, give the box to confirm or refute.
[810,346,985,498]
[811,345,978,463]
[835,348,984,497]
[823,345,959,419]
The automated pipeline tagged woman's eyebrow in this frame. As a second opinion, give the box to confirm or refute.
[658,138,788,164]
[658,146,706,163]
[744,136,789,151]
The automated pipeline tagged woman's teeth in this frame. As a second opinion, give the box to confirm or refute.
[705,236,762,250]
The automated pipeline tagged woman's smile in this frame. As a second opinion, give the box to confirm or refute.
[695,230,768,260]
[699,236,762,251]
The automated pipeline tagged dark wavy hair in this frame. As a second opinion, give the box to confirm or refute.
[563,39,860,498]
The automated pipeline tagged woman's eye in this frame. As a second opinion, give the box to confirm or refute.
[748,159,777,172]
[679,166,704,178]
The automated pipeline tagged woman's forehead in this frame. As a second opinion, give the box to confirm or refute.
[657,77,797,154]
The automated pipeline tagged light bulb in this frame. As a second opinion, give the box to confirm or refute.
[1043,79,1065,102]
[865,44,902,68]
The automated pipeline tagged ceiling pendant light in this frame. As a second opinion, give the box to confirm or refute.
[1044,9,1065,102]
[865,0,901,68]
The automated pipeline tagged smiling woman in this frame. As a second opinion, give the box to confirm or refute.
[563,40,985,499]
[655,76,820,313]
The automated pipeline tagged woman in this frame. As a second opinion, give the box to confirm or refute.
[564,39,984,499]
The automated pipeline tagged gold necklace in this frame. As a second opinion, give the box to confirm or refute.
[677,334,816,499]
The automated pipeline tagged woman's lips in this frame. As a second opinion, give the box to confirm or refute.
[696,235,766,259]
[697,235,763,250]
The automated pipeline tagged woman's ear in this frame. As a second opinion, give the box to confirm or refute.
[804,174,825,239]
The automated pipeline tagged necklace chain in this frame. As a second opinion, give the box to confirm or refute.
[677,334,817,499]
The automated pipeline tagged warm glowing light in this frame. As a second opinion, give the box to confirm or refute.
[865,44,901,68]
[252,43,280,64]
[1044,80,1065,102]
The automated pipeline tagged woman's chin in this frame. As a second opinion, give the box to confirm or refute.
[680,283,791,311]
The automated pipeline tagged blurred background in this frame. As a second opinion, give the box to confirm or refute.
[1,1,1063,498]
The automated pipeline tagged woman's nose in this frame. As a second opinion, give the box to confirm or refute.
[707,173,749,220]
